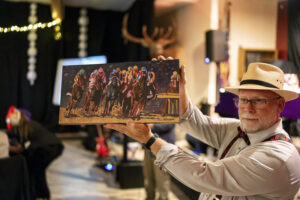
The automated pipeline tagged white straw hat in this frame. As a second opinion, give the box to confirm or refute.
[225,62,299,101]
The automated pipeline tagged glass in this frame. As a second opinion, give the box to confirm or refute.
[233,97,281,109]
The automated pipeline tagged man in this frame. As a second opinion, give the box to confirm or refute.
[105,56,300,200]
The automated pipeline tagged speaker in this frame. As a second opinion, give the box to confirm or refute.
[116,161,144,188]
[206,30,228,62]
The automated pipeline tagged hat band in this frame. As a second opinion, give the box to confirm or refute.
[240,79,279,89]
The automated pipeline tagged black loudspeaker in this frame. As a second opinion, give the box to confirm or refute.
[206,30,228,62]
[116,161,144,188]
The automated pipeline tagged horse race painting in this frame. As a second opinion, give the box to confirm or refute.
[59,59,180,124]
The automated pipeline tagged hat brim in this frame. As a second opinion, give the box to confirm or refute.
[225,84,299,102]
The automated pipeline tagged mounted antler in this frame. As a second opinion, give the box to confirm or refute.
[122,13,177,58]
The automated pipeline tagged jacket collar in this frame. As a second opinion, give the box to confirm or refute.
[243,120,289,145]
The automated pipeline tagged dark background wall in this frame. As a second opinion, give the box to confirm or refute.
[0,0,154,130]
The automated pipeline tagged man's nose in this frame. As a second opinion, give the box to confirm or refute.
[244,101,255,111]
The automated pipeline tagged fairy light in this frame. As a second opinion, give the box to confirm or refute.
[78,8,88,58]
[54,24,62,40]
[0,18,61,34]
[27,3,38,86]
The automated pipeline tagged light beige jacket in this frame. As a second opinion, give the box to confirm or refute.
[155,100,300,200]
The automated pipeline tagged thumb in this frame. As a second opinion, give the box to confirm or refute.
[180,64,186,86]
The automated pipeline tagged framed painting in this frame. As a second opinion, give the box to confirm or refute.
[238,47,278,80]
[59,59,180,124]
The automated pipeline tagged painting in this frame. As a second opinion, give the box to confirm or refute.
[59,59,180,124]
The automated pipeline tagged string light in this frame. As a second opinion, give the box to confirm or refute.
[0,18,61,34]
[54,24,62,40]
[78,8,88,58]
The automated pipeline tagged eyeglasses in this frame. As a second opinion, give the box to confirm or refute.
[233,97,281,109]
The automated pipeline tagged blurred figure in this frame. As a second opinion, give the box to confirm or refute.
[6,106,64,200]
[0,130,9,158]
[143,124,175,200]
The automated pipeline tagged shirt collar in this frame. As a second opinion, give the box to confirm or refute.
[243,119,288,145]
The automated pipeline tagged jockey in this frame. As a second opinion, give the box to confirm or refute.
[120,70,127,84]
[125,66,132,84]
[116,67,121,79]
[168,71,179,93]
[108,69,120,86]
[73,68,86,90]
[147,70,155,85]
[128,65,139,85]
[88,69,98,90]
[171,71,179,82]
[132,65,139,78]
[137,66,147,81]
[96,67,107,84]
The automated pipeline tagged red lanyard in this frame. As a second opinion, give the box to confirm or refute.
[219,127,250,160]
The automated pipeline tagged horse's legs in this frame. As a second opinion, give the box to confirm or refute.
[131,101,139,117]
[89,101,96,114]
[73,100,79,114]
[66,96,73,111]
[103,98,109,115]
[109,99,115,113]
[82,92,88,112]
[123,98,129,116]
[135,100,146,118]
[66,98,75,117]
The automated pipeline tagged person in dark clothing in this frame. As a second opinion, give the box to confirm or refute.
[6,106,64,200]
[143,124,175,200]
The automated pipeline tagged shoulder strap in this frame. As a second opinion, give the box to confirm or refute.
[263,134,291,143]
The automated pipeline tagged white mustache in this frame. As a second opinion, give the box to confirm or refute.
[240,115,258,119]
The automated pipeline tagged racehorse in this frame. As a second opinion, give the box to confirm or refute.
[103,72,120,116]
[121,82,134,117]
[82,72,106,115]
[65,71,86,117]
[65,83,84,117]
[130,74,152,119]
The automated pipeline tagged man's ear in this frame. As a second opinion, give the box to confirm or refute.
[278,98,285,113]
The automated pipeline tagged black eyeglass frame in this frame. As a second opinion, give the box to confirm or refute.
[233,96,282,108]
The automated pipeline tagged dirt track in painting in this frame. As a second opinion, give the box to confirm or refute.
[59,106,179,125]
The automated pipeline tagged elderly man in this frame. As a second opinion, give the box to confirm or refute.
[105,56,300,200]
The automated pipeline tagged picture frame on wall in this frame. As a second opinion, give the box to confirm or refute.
[59,59,180,124]
[238,47,278,80]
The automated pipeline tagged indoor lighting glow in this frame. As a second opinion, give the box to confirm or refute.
[104,163,115,171]
[0,18,61,34]
[219,88,226,93]
[205,57,211,64]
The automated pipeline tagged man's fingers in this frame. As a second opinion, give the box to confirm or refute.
[126,122,148,130]
[158,55,166,60]
[104,124,128,134]
[167,56,174,60]
[152,58,157,61]
[180,64,186,84]
[148,123,154,128]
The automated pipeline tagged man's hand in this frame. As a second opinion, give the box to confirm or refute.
[152,55,189,116]
[104,123,152,144]
[105,122,167,155]
[9,143,23,153]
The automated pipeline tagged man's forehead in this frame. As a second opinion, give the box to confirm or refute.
[238,89,278,98]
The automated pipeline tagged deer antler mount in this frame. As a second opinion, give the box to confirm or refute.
[122,13,177,58]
